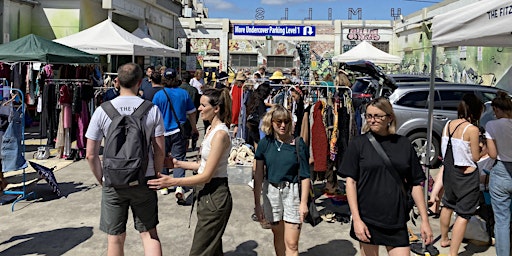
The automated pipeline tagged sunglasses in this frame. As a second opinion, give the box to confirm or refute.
[273,119,291,125]
[365,114,389,121]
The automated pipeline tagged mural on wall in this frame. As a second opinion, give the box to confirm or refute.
[227,38,335,79]
[309,41,335,81]
[190,38,220,53]
[399,38,512,91]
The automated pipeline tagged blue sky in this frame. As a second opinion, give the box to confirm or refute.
[205,0,440,20]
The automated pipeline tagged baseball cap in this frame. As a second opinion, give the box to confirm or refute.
[217,71,229,81]
[163,68,177,79]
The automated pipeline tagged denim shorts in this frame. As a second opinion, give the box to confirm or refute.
[100,185,158,235]
[262,180,300,224]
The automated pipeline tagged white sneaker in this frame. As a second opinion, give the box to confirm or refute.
[247,179,254,189]
[160,188,169,195]
[175,186,185,205]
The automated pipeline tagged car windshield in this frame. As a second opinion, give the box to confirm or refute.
[352,79,370,93]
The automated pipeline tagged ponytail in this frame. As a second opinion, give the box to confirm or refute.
[202,88,232,126]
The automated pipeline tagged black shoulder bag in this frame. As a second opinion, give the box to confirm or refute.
[366,133,417,223]
[296,137,322,227]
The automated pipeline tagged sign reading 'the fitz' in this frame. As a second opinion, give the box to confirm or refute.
[233,25,316,37]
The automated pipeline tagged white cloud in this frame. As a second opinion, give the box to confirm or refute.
[207,0,235,10]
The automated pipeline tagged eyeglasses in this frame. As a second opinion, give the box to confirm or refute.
[365,114,389,121]
[273,119,291,125]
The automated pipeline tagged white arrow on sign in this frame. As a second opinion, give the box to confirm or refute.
[303,26,314,36]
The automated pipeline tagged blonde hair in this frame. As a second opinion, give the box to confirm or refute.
[362,97,396,134]
[260,105,293,136]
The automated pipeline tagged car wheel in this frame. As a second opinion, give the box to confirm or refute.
[408,132,441,167]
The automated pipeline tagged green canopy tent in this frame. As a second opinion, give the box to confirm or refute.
[0,34,98,64]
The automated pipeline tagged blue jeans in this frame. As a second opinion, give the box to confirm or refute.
[1,107,27,172]
[163,132,187,179]
[490,161,512,256]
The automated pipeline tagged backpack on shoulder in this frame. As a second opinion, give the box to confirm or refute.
[101,100,154,188]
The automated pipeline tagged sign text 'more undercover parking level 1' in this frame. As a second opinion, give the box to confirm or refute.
[233,25,316,37]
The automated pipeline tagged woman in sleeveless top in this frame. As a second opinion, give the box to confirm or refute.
[438,93,483,255]
[148,88,233,256]
[485,91,512,256]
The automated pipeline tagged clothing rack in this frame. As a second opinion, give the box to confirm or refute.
[2,87,34,211]
[269,83,353,98]
[45,79,90,83]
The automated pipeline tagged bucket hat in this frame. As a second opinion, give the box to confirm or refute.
[235,72,246,81]
[269,70,285,80]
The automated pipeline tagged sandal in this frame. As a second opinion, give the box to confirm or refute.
[408,227,419,243]
[321,212,336,223]
[427,209,440,219]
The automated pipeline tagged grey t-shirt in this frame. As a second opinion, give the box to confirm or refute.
[85,96,165,176]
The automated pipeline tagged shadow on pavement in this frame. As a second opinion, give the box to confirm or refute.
[300,239,357,255]
[459,242,492,256]
[0,226,93,255]
[31,182,98,201]
[224,240,258,256]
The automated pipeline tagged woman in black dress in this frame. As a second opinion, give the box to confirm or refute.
[339,97,433,255]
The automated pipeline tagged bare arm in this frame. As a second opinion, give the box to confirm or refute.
[152,135,165,175]
[299,178,311,223]
[486,138,498,159]
[412,184,433,244]
[187,111,198,132]
[467,125,481,162]
[86,139,103,185]
[346,177,371,242]
[147,130,230,188]
[345,177,361,222]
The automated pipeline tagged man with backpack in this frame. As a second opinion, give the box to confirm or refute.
[152,68,198,203]
[85,63,165,256]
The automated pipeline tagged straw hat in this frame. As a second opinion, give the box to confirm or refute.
[269,70,285,80]
[235,72,246,81]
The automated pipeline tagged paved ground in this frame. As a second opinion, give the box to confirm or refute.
[0,128,497,255]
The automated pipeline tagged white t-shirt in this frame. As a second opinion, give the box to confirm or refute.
[485,118,512,162]
[189,78,204,95]
[85,96,165,176]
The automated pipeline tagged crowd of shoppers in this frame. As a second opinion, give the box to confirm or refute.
[84,62,512,256]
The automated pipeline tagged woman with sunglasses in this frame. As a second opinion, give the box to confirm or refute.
[339,97,433,255]
[253,104,311,256]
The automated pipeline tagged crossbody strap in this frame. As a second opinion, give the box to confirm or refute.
[162,89,182,128]
[366,132,407,196]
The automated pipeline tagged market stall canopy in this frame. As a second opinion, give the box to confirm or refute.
[54,18,163,57]
[132,28,180,58]
[0,34,99,64]
[332,41,402,64]
[431,0,512,47]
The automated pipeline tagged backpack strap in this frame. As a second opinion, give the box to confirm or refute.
[101,101,120,121]
[132,100,153,119]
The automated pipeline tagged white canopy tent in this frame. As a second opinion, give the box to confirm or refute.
[132,28,180,58]
[422,0,512,199]
[431,0,512,47]
[54,18,163,57]
[332,41,402,64]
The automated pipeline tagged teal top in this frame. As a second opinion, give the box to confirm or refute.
[255,136,310,183]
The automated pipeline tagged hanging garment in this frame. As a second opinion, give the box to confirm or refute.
[311,101,328,172]
[1,106,27,172]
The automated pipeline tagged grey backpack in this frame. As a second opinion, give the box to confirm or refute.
[101,100,153,188]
